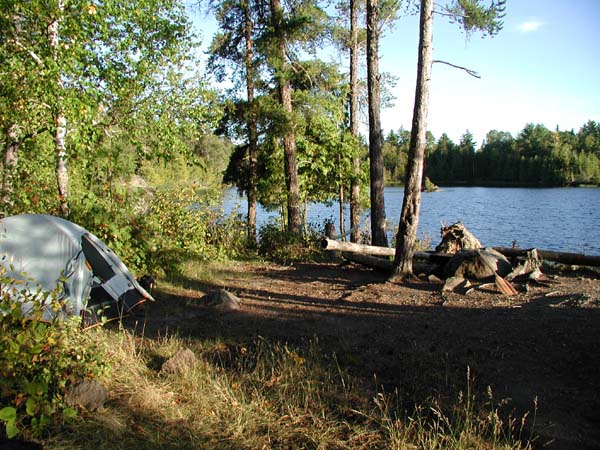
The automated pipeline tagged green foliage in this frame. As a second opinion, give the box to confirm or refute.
[224,60,365,227]
[258,222,324,264]
[0,276,109,439]
[1,0,218,216]
[423,176,438,192]
[134,183,248,276]
[446,0,506,37]
[383,121,600,187]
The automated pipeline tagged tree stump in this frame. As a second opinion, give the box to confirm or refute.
[435,222,482,254]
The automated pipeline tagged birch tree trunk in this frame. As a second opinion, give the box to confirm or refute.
[349,0,361,243]
[391,0,433,280]
[366,0,388,247]
[1,124,20,210]
[48,0,70,218]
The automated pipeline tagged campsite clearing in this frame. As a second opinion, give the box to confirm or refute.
[124,259,600,450]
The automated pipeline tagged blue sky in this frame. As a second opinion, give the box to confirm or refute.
[377,1,600,144]
[192,1,600,145]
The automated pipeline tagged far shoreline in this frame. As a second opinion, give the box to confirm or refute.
[384,181,600,189]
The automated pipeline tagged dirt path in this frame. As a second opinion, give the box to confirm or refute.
[131,261,600,450]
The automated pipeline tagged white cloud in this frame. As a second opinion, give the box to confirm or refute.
[518,20,543,32]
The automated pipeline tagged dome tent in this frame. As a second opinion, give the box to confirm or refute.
[0,214,153,327]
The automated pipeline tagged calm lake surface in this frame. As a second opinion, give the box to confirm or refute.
[222,186,600,255]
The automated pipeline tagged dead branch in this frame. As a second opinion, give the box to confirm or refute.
[433,60,481,78]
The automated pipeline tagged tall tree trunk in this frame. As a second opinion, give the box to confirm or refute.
[270,0,302,236]
[366,0,388,246]
[391,0,433,280]
[1,124,20,210]
[49,0,69,218]
[338,156,346,239]
[349,0,361,243]
[244,0,258,245]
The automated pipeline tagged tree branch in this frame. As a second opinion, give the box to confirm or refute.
[13,39,44,66]
[433,60,481,78]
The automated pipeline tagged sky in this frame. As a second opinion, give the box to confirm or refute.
[191,1,600,145]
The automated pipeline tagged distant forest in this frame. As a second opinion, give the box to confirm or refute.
[383,121,600,186]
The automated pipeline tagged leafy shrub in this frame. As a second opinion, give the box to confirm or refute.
[0,275,109,439]
[135,184,248,276]
[69,178,248,277]
[258,222,324,264]
[423,176,439,192]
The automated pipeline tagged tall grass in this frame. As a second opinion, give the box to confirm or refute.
[40,327,533,450]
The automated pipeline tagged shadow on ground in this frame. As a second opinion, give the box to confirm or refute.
[121,261,600,450]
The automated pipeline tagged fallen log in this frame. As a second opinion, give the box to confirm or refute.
[321,238,395,257]
[341,252,435,275]
[342,253,392,272]
[322,238,600,268]
[493,247,600,268]
[321,237,451,264]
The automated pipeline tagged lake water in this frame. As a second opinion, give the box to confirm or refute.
[222,186,600,255]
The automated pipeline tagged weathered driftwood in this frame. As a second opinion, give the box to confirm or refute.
[443,248,518,296]
[478,249,518,296]
[321,238,451,264]
[506,248,542,281]
[342,253,392,271]
[322,237,600,268]
[444,248,512,279]
[493,247,600,267]
[322,238,395,256]
[341,252,435,275]
[435,222,482,253]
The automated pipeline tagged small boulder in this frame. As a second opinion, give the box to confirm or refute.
[160,348,197,375]
[442,276,469,292]
[64,380,107,412]
[200,289,240,312]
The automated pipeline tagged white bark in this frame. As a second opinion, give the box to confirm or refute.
[48,0,70,217]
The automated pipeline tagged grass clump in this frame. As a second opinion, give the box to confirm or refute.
[372,368,535,450]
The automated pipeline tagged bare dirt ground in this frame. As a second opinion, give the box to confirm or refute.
[128,260,600,450]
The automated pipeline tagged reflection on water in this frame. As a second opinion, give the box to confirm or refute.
[222,186,600,254]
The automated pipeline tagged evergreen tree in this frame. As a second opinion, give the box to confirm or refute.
[366,0,388,246]
[208,0,263,243]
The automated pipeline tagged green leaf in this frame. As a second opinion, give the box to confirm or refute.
[5,419,19,439]
[26,397,37,416]
[62,407,77,419]
[0,406,16,421]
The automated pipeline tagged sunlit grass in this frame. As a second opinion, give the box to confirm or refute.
[40,324,533,450]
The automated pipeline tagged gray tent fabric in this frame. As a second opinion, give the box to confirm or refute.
[0,214,153,326]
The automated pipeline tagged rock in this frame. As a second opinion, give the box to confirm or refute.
[442,276,467,292]
[200,289,240,312]
[435,222,482,254]
[428,274,443,283]
[160,348,197,375]
[64,380,107,412]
